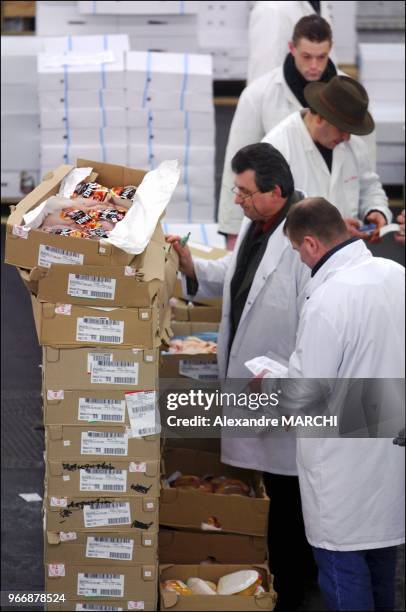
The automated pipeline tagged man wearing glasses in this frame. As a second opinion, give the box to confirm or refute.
[167,142,313,611]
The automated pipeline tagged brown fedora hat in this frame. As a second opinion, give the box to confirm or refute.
[304,76,374,136]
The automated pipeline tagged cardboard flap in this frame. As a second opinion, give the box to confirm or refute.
[30,266,49,282]
[48,462,63,476]
[161,590,179,608]
[43,302,57,319]
[255,593,277,608]
[48,425,63,441]
[160,488,179,503]
[47,531,61,545]
[44,347,61,363]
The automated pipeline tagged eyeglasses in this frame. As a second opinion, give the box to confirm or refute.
[231,186,261,200]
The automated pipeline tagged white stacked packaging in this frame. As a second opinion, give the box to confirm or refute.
[126,51,216,222]
[197,1,249,80]
[359,43,405,185]
[1,37,43,198]
[330,0,357,64]
[38,34,129,179]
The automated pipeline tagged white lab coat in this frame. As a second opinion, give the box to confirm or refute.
[284,240,405,550]
[262,111,391,223]
[182,211,311,474]
[218,68,377,235]
[248,1,334,84]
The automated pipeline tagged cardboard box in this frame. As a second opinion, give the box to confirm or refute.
[44,494,158,532]
[18,235,178,309]
[31,296,161,349]
[46,599,156,612]
[160,321,219,379]
[159,529,267,564]
[160,448,269,537]
[45,562,157,602]
[45,529,157,566]
[128,126,214,147]
[46,457,160,498]
[36,4,119,37]
[43,388,132,426]
[46,425,161,461]
[159,564,276,611]
[171,298,222,323]
[42,346,158,391]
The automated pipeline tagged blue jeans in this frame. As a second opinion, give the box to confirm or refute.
[312,546,398,611]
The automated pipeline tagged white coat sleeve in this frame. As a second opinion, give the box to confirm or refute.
[180,253,233,301]
[218,87,265,235]
[356,140,392,223]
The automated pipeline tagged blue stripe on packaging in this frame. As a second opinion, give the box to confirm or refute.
[184,128,192,222]
[99,127,106,162]
[101,34,108,90]
[63,36,73,164]
[99,90,107,128]
[92,0,97,15]
[201,224,209,245]
[179,1,185,14]
[184,110,189,130]
[180,53,189,111]
[142,51,152,108]
[163,223,169,234]
[147,110,154,170]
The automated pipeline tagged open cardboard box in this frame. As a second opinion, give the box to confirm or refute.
[171,298,222,323]
[160,448,269,537]
[45,457,160,498]
[160,321,219,380]
[159,529,267,565]
[45,600,156,612]
[44,493,158,532]
[159,564,277,611]
[45,528,157,566]
[173,278,222,308]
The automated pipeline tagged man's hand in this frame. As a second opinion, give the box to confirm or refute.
[344,217,366,239]
[395,210,405,244]
[165,235,196,279]
[365,211,387,244]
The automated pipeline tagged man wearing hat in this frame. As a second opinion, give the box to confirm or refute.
[262,75,391,242]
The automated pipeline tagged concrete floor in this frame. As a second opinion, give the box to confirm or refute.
[1,103,405,611]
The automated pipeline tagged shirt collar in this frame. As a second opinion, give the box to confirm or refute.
[311,237,360,277]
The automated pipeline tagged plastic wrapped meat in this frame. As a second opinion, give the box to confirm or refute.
[168,333,218,355]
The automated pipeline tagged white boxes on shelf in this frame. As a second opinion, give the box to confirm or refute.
[36,2,120,36]
[359,43,405,184]
[78,1,199,14]
[330,0,357,65]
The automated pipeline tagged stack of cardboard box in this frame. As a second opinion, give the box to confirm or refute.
[5,159,179,611]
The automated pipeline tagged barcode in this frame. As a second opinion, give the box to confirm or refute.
[83,318,121,326]
[103,448,126,455]
[90,503,127,509]
[110,361,135,367]
[99,336,122,343]
[199,374,217,380]
[100,589,122,596]
[79,606,120,611]
[114,377,136,384]
[85,399,122,405]
[87,432,125,439]
[138,427,157,435]
[74,275,112,283]
[102,484,125,491]
[90,291,113,298]
[110,552,131,559]
[94,537,132,543]
[130,404,154,414]
[83,573,116,578]
[98,414,123,421]
[85,469,123,475]
[107,517,129,524]
[45,245,79,258]
[92,355,112,364]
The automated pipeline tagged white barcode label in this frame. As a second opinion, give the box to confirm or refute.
[50,497,67,508]
[59,531,77,542]
[78,398,126,423]
[47,390,64,400]
[48,563,65,577]
[81,431,128,456]
[87,353,113,374]
[38,244,84,268]
[129,462,147,473]
[83,502,131,528]
[76,317,124,344]
[68,274,116,300]
[179,360,219,380]
[77,572,124,598]
[128,602,145,611]
[86,536,134,561]
[76,605,123,612]
[125,391,160,438]
[91,361,139,386]
[80,468,127,493]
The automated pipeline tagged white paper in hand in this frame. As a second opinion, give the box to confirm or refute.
[104,160,180,255]
[245,355,288,378]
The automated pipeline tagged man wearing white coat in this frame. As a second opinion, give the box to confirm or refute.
[271,198,405,611]
[167,143,314,610]
[262,75,391,243]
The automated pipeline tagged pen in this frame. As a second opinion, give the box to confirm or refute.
[179,232,191,247]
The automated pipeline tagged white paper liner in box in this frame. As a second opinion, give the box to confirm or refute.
[22,161,180,255]
[103,159,180,254]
